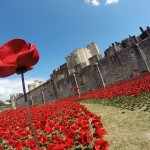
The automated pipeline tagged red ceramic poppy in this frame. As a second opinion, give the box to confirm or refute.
[73,87,79,91]
[0,39,39,77]
[93,139,109,150]
[134,68,139,72]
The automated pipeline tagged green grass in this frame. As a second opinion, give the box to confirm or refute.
[0,106,7,110]
[79,92,150,150]
[79,92,150,112]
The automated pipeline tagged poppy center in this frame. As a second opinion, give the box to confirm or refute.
[16,66,28,74]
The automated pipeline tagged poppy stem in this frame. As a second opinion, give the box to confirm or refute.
[73,73,80,97]
[21,73,40,150]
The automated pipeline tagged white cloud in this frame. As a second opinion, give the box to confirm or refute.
[84,0,100,6]
[105,0,119,5]
[0,77,46,100]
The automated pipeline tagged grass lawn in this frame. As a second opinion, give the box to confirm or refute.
[79,93,150,150]
[0,106,7,111]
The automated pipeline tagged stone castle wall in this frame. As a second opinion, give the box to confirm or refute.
[15,27,150,108]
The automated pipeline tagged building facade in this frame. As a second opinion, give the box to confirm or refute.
[28,80,44,91]
[66,42,102,74]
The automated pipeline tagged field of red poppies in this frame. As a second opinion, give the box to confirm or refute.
[0,101,109,150]
[0,72,150,149]
[60,72,150,102]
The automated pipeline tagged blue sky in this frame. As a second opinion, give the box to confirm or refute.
[0,0,150,100]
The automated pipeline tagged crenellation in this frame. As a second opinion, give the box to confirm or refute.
[13,26,150,108]
[140,27,150,40]
[59,63,69,78]
[121,37,134,48]
[66,42,101,74]
[140,27,144,33]
[146,26,150,37]
[28,80,44,91]
[104,43,117,57]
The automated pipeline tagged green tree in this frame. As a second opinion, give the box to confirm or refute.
[0,100,6,106]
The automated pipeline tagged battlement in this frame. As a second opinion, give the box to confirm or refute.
[52,26,150,82]
[104,27,150,57]
[14,26,150,108]
[65,42,101,74]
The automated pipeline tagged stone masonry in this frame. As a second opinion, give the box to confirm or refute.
[15,26,150,108]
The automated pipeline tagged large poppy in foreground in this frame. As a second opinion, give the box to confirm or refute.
[0,39,39,77]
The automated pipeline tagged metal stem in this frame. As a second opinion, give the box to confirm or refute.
[42,91,45,104]
[31,96,33,105]
[21,73,40,150]
[73,73,80,97]
[96,63,105,88]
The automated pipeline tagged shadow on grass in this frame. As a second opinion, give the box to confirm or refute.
[78,92,150,112]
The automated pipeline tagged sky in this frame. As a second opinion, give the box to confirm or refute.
[0,0,150,100]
